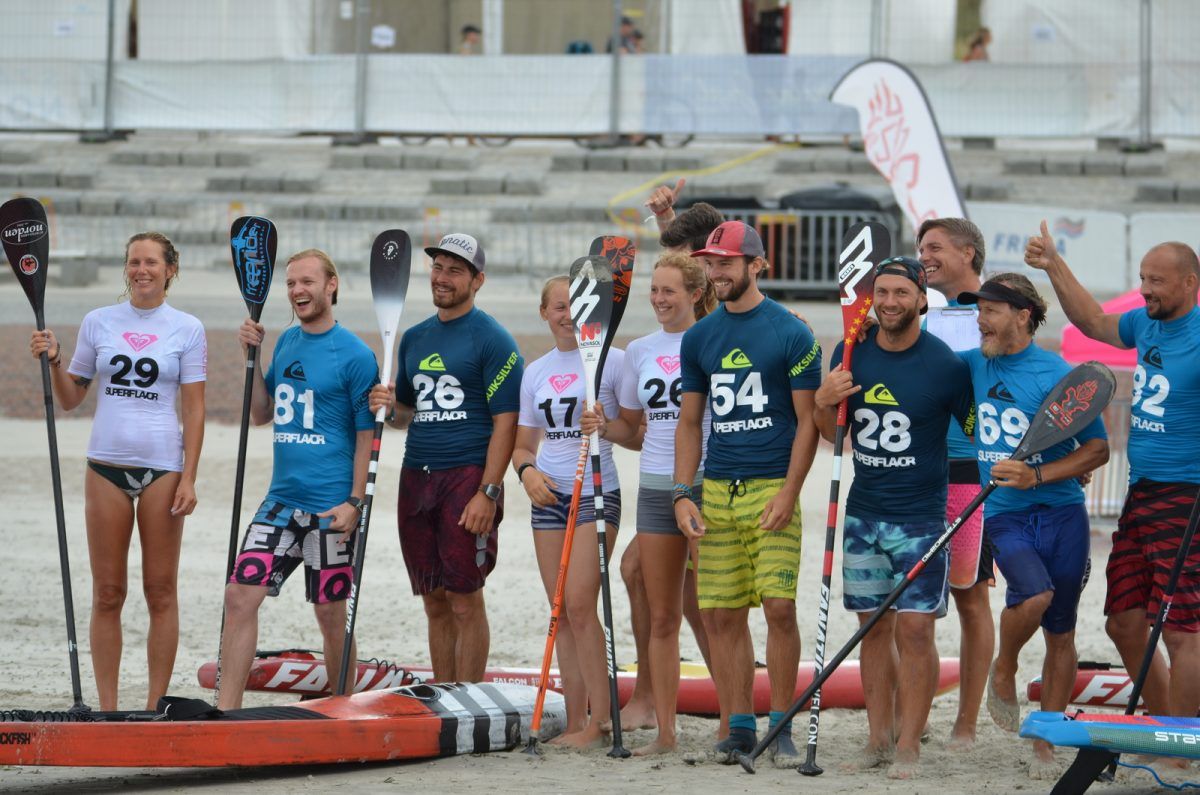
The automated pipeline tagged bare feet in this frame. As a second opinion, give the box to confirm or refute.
[549,723,609,750]
[886,749,920,780]
[987,662,1020,732]
[632,735,677,756]
[619,698,657,731]
[1028,746,1060,781]
[839,743,894,772]
[947,726,977,751]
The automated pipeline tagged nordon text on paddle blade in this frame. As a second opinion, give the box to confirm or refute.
[230,216,278,321]
[0,197,51,324]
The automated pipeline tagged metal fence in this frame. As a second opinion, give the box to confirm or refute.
[0,0,1196,143]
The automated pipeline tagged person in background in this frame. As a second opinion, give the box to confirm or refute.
[458,24,482,55]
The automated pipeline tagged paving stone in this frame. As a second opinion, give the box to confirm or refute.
[0,171,20,187]
[206,174,244,191]
[265,200,309,219]
[1134,180,1176,202]
[281,173,319,193]
[586,152,626,172]
[491,204,533,223]
[243,172,282,192]
[662,154,704,171]
[0,149,35,164]
[116,196,155,216]
[568,202,611,222]
[1174,182,1200,204]
[1003,156,1044,175]
[437,153,476,170]
[58,172,94,190]
[146,151,182,167]
[848,155,878,174]
[403,151,441,170]
[110,150,147,165]
[170,227,221,245]
[181,150,218,167]
[363,151,403,169]
[1044,156,1083,176]
[624,153,665,172]
[43,194,80,214]
[550,153,586,172]
[375,201,421,222]
[812,154,852,173]
[775,154,815,174]
[79,194,118,215]
[1082,154,1124,176]
[18,170,57,188]
[152,197,194,218]
[466,176,504,194]
[1124,156,1166,177]
[503,175,542,195]
[330,151,365,169]
[967,180,1011,200]
[216,151,253,168]
[430,177,468,195]
[340,200,380,220]
[303,201,340,220]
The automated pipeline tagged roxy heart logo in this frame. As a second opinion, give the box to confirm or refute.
[549,374,578,394]
[656,355,680,375]
[122,332,158,352]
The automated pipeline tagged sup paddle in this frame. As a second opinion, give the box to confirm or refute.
[335,230,411,696]
[215,216,277,701]
[738,361,1117,773]
[799,220,890,776]
[1052,485,1200,794]
[569,252,632,758]
[0,197,87,713]
[525,435,592,754]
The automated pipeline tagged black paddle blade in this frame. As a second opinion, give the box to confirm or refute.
[1013,361,1116,462]
[369,230,412,301]
[230,216,278,321]
[837,220,889,340]
[588,235,636,328]
[1051,748,1115,795]
[0,197,51,323]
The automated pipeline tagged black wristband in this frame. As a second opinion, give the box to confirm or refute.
[517,462,535,482]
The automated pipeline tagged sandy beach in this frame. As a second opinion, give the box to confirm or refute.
[0,269,1180,794]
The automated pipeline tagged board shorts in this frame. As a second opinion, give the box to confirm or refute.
[636,472,703,536]
[843,515,949,614]
[947,460,995,589]
[530,486,621,532]
[229,500,355,605]
[87,460,173,499]
[987,502,1090,633]
[1105,479,1200,633]
[398,464,500,596]
[696,477,801,610]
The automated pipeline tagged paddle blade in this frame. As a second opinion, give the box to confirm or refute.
[569,255,616,398]
[589,235,636,330]
[837,221,890,350]
[230,216,278,321]
[369,230,412,342]
[1012,361,1116,462]
[0,197,51,323]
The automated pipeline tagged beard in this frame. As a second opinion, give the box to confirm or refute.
[877,305,919,335]
[717,269,754,303]
[432,283,470,310]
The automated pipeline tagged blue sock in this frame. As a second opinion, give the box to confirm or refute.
[768,710,792,735]
[729,713,757,733]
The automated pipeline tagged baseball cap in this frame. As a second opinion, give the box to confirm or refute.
[425,233,485,272]
[690,221,765,260]
[956,278,1037,311]
[874,256,927,292]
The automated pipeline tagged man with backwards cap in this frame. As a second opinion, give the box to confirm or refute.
[955,273,1108,777]
[370,234,524,682]
[673,221,822,765]
[814,256,976,779]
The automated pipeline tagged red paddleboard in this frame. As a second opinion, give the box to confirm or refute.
[198,650,961,714]
[0,682,565,767]
[1027,663,1141,708]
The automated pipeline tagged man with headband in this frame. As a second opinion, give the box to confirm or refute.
[956,273,1109,777]
[814,256,975,779]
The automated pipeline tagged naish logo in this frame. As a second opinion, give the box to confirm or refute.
[864,383,898,406]
[283,361,306,380]
[987,382,1015,402]
[1142,346,1163,369]
[721,348,752,369]
[419,353,446,372]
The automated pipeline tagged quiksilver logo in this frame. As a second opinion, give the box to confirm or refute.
[3,219,47,245]
[0,731,31,745]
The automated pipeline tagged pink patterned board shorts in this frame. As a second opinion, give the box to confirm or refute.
[947,482,995,589]
[229,500,355,605]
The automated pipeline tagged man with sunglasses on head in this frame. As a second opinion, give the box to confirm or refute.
[956,273,1108,777]
[814,256,976,780]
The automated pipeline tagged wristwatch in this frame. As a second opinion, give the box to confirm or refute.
[346,496,363,512]
[479,483,502,502]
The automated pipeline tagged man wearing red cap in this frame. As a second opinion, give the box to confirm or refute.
[673,221,822,765]
[369,233,523,682]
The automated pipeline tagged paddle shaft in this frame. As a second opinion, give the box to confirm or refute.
[37,309,86,710]
[800,394,851,773]
[745,482,991,766]
[528,437,591,742]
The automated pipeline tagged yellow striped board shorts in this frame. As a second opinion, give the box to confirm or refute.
[697,477,802,609]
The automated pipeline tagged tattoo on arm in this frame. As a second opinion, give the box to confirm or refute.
[73,376,92,389]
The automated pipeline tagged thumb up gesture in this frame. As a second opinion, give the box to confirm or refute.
[1024,220,1064,271]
